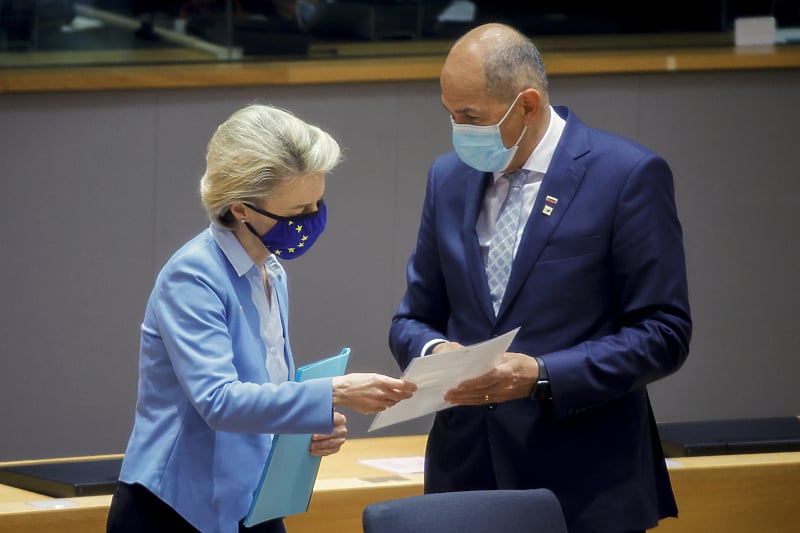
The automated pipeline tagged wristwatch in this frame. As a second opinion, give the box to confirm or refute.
[529,356,551,401]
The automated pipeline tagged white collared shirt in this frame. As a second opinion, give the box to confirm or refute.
[476,106,567,264]
[210,223,289,384]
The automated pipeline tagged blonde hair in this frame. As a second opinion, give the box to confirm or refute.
[200,104,341,227]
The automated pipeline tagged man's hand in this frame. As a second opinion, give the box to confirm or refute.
[444,352,538,405]
[309,411,347,457]
[431,341,464,354]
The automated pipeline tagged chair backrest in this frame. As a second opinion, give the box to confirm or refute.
[362,488,568,533]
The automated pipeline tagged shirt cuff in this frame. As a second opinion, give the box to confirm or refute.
[421,338,448,357]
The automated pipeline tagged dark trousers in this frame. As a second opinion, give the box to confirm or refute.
[107,482,286,533]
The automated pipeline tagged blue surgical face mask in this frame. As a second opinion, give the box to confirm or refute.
[244,200,327,260]
[451,92,527,173]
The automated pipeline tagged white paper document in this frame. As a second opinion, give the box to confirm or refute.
[369,328,519,431]
[358,456,425,475]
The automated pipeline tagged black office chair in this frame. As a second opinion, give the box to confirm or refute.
[362,488,568,533]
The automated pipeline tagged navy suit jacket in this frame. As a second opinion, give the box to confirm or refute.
[389,106,691,533]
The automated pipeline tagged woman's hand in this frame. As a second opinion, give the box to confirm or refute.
[332,373,417,414]
[309,411,347,457]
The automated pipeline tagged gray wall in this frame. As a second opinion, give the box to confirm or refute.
[1,69,798,461]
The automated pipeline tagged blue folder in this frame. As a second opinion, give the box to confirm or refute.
[244,348,350,527]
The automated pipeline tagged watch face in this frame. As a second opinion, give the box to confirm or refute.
[531,379,551,401]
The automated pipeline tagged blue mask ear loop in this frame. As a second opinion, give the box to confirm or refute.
[497,92,523,125]
[449,92,527,148]
[498,92,527,150]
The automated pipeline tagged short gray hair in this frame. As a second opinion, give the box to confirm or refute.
[200,104,341,227]
[482,33,548,102]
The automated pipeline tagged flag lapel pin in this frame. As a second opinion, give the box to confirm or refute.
[542,195,558,216]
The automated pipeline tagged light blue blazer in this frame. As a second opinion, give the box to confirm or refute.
[119,227,333,533]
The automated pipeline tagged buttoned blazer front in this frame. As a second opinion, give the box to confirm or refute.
[119,228,334,533]
[389,106,692,533]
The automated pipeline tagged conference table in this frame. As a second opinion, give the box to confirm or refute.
[0,435,798,532]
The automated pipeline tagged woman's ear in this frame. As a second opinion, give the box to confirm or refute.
[229,202,248,223]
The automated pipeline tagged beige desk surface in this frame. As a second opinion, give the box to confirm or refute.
[1,436,799,533]
[0,436,424,533]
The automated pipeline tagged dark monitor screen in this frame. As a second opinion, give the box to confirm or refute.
[0,458,122,498]
[658,417,800,457]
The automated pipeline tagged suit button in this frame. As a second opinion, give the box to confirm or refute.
[487,404,496,410]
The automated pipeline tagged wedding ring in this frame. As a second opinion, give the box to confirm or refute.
[484,394,490,403]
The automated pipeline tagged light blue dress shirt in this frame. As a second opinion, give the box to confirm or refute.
[119,225,333,533]
[476,106,566,263]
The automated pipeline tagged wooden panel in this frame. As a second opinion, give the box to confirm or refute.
[1,45,799,94]
[657,453,800,533]
[0,496,110,533]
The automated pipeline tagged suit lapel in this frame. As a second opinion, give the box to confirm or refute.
[497,111,590,319]
[461,170,496,323]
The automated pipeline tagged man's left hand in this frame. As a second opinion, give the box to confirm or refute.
[444,352,538,405]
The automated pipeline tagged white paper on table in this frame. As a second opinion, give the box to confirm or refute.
[369,328,519,431]
[358,456,425,475]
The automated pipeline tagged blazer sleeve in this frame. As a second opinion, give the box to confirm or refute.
[543,153,692,419]
[150,251,334,435]
[389,161,453,370]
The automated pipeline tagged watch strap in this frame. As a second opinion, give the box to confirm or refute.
[530,356,551,401]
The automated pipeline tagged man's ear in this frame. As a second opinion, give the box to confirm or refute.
[520,88,542,126]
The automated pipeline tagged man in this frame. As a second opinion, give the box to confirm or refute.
[389,23,691,533]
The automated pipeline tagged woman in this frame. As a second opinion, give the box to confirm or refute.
[106,104,416,533]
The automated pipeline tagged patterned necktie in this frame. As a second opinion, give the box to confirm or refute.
[486,170,527,314]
